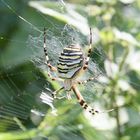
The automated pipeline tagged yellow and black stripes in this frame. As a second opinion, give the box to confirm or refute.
[57,44,84,79]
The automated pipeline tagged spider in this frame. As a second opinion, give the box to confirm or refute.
[40,27,110,115]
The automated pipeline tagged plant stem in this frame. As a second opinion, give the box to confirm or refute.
[110,81,121,139]
[115,106,121,138]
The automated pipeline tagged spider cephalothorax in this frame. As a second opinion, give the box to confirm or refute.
[40,27,100,115]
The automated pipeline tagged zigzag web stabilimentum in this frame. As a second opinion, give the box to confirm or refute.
[1,0,140,133]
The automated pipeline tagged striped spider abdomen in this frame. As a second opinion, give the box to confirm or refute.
[57,44,84,79]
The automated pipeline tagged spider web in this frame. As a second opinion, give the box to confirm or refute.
[0,3,105,132]
[27,23,105,98]
[0,0,140,134]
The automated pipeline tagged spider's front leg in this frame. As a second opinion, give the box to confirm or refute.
[72,84,99,115]
[72,84,114,115]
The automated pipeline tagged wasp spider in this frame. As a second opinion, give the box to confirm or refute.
[40,27,100,115]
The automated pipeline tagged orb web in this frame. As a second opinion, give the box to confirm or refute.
[27,24,108,105]
[0,0,108,131]
[0,20,107,131]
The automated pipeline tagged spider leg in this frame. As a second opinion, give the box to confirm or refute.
[77,74,100,85]
[47,72,62,82]
[77,77,96,85]
[43,28,62,82]
[52,87,65,99]
[83,27,93,71]
[66,91,72,100]
[40,86,65,104]
[72,84,99,115]
[43,28,57,72]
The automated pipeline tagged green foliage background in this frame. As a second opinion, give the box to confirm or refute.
[0,0,140,140]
